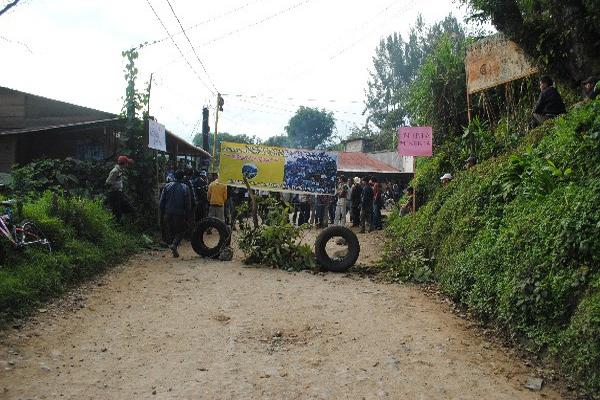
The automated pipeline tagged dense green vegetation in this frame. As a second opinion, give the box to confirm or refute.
[383,100,600,397]
[237,198,314,271]
[0,192,141,325]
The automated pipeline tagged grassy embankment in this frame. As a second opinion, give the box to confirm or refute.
[0,192,141,325]
[383,100,600,397]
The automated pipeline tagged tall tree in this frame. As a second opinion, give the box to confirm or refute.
[364,15,465,135]
[285,106,335,149]
[263,134,290,148]
[461,0,600,84]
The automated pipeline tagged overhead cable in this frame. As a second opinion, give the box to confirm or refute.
[163,0,218,93]
[144,0,216,96]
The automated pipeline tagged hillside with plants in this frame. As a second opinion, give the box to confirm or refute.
[369,10,600,399]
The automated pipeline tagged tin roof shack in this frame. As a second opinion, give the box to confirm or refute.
[0,86,209,172]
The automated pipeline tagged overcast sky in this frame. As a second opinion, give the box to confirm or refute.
[0,0,468,144]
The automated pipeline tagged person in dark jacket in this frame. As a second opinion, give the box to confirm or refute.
[530,76,566,128]
[350,177,362,227]
[582,76,599,101]
[159,170,192,258]
[359,176,374,233]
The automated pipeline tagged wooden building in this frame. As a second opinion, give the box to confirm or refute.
[0,86,209,172]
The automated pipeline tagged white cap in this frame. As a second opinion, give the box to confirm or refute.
[440,173,453,180]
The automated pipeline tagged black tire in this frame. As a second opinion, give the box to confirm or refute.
[17,221,52,252]
[190,217,230,258]
[314,225,360,273]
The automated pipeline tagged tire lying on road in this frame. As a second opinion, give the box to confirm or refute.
[314,225,360,272]
[191,217,230,258]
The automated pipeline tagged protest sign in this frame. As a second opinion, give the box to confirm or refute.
[148,119,166,152]
[465,33,538,94]
[397,126,433,157]
[219,141,338,195]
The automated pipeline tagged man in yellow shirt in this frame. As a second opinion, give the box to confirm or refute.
[207,172,227,221]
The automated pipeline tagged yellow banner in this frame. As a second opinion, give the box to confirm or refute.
[219,141,338,194]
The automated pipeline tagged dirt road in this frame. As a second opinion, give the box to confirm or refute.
[0,230,562,399]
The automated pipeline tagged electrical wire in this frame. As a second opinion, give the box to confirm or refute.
[137,0,267,50]
[163,0,219,93]
[144,0,216,96]
[151,0,314,73]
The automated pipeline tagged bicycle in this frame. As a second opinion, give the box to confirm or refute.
[0,200,52,262]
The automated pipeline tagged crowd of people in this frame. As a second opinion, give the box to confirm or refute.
[284,175,402,233]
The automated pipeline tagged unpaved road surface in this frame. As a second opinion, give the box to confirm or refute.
[0,230,562,399]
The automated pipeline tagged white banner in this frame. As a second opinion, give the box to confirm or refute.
[148,119,166,152]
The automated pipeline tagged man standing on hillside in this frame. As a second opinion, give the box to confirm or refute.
[159,170,192,258]
[582,76,599,101]
[530,75,566,128]
[207,172,227,222]
[105,155,134,223]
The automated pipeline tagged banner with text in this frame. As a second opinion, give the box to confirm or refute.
[219,142,338,195]
[148,119,166,152]
[397,126,433,157]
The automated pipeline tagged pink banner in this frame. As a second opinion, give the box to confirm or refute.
[397,126,433,157]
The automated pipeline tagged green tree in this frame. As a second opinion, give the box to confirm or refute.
[407,28,469,146]
[460,0,600,84]
[284,106,335,149]
[263,134,290,148]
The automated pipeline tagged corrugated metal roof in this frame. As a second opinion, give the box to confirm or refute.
[336,152,401,174]
[0,117,211,158]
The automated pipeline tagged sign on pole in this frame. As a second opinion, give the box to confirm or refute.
[397,126,433,157]
[148,119,166,152]
[465,33,538,95]
[397,126,433,214]
[219,141,338,195]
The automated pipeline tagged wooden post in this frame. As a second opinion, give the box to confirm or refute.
[412,156,417,214]
[211,93,221,173]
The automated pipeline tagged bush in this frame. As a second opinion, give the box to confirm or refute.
[0,192,141,324]
[237,197,315,271]
[382,100,600,397]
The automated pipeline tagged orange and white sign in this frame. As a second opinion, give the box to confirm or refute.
[466,34,538,94]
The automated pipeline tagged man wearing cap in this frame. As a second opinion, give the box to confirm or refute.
[105,155,134,223]
[582,76,599,101]
[207,172,227,222]
[159,170,192,258]
[440,173,453,186]
[531,75,566,128]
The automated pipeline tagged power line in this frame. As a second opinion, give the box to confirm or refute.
[198,0,314,48]
[137,0,266,50]
[144,0,216,96]
[222,93,363,104]
[163,0,219,93]
[152,0,314,73]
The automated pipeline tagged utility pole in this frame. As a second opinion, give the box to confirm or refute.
[147,73,153,117]
[211,93,224,172]
[202,107,210,152]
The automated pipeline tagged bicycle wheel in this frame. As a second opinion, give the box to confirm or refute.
[17,221,52,252]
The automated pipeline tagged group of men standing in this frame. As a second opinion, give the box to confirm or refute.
[158,169,227,258]
[293,175,385,233]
